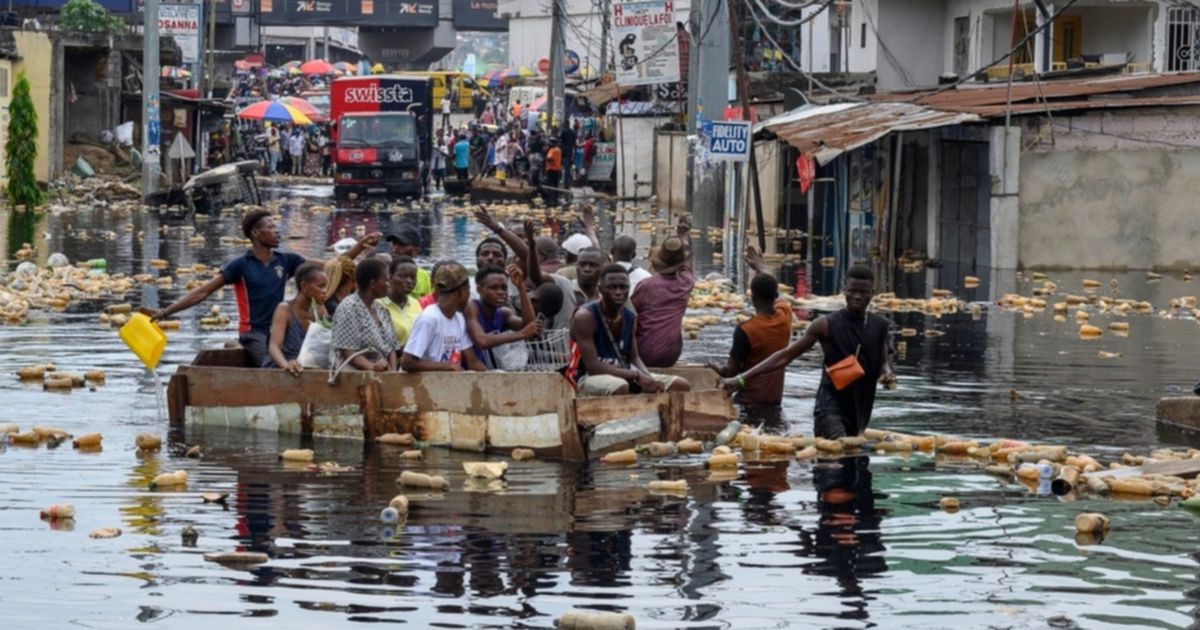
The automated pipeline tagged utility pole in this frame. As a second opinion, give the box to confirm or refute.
[205,0,216,96]
[684,0,729,231]
[143,0,162,197]
[598,0,611,75]
[727,0,765,253]
[548,0,566,126]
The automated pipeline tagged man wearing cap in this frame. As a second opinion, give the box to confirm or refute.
[557,233,594,281]
[555,203,600,281]
[631,216,695,368]
[386,224,433,299]
[401,263,488,372]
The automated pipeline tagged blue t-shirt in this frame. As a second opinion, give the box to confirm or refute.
[454,140,470,169]
[221,250,306,335]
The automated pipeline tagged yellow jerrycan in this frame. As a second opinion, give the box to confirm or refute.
[120,313,167,370]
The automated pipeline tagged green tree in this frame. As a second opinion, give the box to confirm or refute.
[7,72,43,210]
[58,0,125,34]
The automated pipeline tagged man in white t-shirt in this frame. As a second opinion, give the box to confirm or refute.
[440,96,452,130]
[401,263,488,372]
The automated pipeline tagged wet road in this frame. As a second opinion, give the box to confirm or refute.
[1,185,1199,628]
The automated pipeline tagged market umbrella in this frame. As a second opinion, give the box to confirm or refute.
[237,100,313,126]
[277,96,327,123]
[333,61,357,76]
[300,59,334,75]
[161,66,191,78]
[282,60,302,70]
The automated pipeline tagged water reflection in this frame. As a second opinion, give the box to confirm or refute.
[3,194,1200,627]
[804,456,886,607]
[6,208,38,260]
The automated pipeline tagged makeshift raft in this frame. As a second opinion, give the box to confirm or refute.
[167,349,733,461]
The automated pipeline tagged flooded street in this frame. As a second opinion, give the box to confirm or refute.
[2,186,1199,629]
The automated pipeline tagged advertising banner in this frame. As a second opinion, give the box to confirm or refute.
[160,2,202,65]
[452,0,506,31]
[611,0,679,87]
[259,0,438,28]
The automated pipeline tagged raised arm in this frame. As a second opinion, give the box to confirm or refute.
[145,273,225,321]
[744,244,767,275]
[524,219,549,287]
[474,206,530,261]
[580,203,600,249]
[306,233,381,266]
[506,264,539,332]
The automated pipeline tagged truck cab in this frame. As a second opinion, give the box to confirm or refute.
[334,112,422,198]
[330,75,433,200]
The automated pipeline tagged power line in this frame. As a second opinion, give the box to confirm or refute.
[744,0,859,101]
[749,0,832,27]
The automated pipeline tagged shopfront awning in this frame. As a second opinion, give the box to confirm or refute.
[755,102,982,165]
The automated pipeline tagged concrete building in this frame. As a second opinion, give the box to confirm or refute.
[745,0,1182,92]
[497,0,690,70]
[746,73,1200,285]
[262,26,361,66]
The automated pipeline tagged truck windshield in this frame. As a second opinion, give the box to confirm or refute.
[339,116,415,148]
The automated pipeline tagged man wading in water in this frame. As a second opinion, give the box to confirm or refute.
[722,265,895,438]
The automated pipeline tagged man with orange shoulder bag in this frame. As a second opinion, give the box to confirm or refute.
[721,265,895,438]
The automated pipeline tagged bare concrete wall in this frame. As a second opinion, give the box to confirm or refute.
[1020,149,1200,270]
[1019,108,1200,270]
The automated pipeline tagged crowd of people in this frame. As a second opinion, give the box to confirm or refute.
[146,204,894,437]
[431,92,603,206]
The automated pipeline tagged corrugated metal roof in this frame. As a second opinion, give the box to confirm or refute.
[887,72,1200,112]
[965,94,1200,117]
[757,102,981,164]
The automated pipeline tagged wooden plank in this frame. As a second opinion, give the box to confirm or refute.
[182,366,368,407]
[681,389,736,434]
[167,373,189,428]
[662,393,684,441]
[574,394,669,429]
[660,364,721,390]
[359,381,382,442]
[378,371,570,417]
[193,348,255,368]
[557,397,586,461]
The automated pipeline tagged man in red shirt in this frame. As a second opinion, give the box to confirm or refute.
[544,137,563,207]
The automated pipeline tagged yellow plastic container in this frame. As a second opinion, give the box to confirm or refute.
[119,313,166,370]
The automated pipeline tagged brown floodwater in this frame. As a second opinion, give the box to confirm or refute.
[1,187,1199,628]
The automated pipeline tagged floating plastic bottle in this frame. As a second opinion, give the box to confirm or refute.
[40,503,75,520]
[380,507,400,524]
[714,421,742,447]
